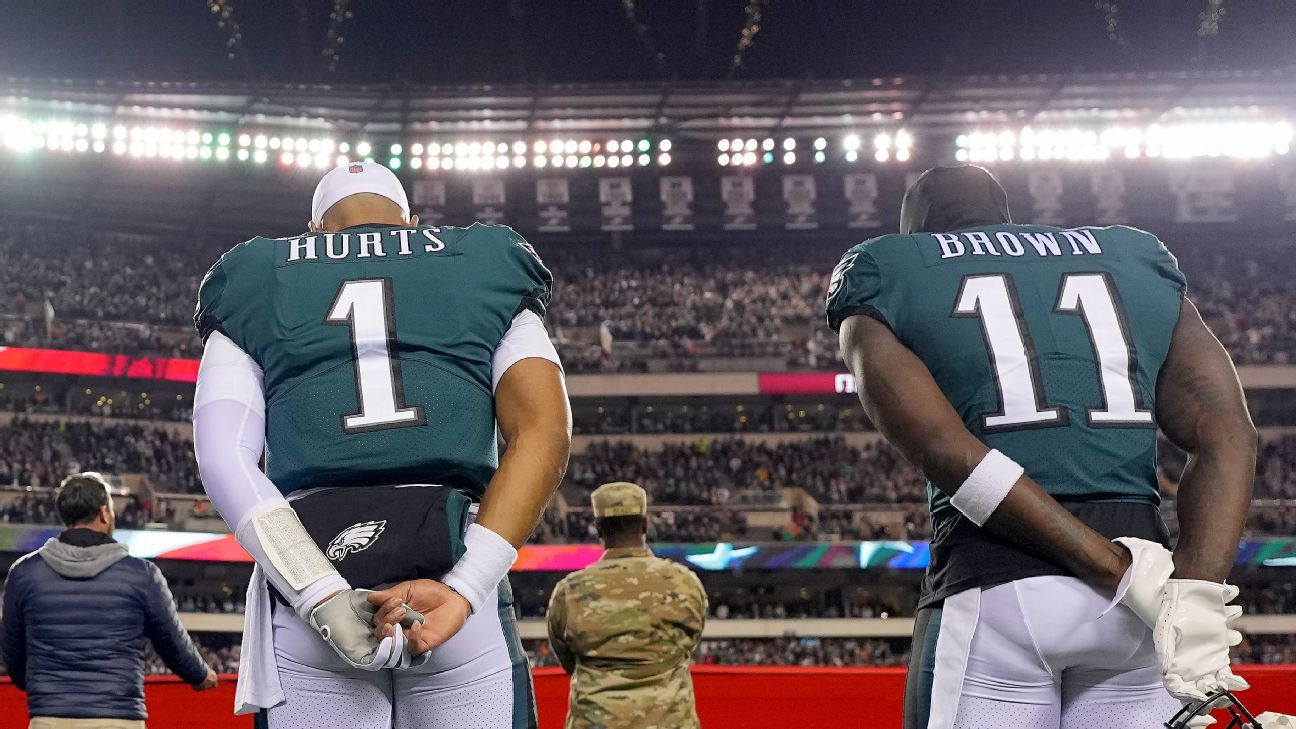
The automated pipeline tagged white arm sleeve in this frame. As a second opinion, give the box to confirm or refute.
[491,309,563,391]
[192,331,348,620]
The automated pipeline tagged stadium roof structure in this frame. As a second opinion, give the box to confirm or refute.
[5,69,1295,139]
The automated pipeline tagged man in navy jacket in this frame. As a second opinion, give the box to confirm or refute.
[2,473,216,728]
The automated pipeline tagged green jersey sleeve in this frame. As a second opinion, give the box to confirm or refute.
[193,238,272,351]
[469,224,554,320]
[825,235,904,332]
[1133,227,1188,296]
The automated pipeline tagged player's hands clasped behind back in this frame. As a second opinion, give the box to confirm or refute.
[310,588,427,670]
[368,578,473,657]
[1113,538,1248,704]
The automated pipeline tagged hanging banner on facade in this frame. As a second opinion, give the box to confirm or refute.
[1028,170,1066,225]
[535,178,570,233]
[472,179,506,226]
[1090,168,1127,224]
[721,175,757,230]
[1170,167,1237,223]
[598,177,634,231]
[410,180,446,226]
[782,175,819,230]
[660,176,695,231]
[843,173,880,229]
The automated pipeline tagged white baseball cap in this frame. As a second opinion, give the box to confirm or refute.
[311,161,411,226]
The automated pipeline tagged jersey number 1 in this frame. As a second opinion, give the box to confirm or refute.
[952,272,1153,432]
[325,278,427,434]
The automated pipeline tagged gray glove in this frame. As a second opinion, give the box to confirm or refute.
[309,589,426,670]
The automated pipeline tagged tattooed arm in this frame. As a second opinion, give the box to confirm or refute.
[1155,299,1256,582]
[839,314,1132,594]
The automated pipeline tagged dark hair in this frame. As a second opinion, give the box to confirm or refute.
[596,515,647,543]
[899,164,1011,234]
[55,473,112,526]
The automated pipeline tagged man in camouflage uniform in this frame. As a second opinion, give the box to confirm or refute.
[546,482,707,729]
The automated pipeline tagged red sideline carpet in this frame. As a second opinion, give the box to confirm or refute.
[3,666,1293,728]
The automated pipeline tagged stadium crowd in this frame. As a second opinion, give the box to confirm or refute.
[1,223,1294,367]
[1,421,1295,541]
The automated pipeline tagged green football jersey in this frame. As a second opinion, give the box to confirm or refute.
[195,223,552,498]
[827,224,1186,529]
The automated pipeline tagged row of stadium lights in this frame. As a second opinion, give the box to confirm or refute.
[956,122,1294,162]
[4,117,1291,168]
[716,131,914,165]
[395,138,671,171]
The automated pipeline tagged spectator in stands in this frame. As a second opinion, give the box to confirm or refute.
[1,473,217,728]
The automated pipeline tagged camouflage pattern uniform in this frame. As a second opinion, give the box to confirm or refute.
[547,482,708,729]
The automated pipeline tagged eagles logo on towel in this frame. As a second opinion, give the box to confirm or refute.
[327,520,387,561]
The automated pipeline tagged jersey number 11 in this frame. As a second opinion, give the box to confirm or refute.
[952,272,1154,432]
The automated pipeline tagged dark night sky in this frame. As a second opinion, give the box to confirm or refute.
[1,1,1295,86]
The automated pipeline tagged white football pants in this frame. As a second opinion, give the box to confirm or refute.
[257,584,535,729]
[907,575,1181,729]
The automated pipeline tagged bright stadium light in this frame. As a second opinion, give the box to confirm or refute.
[744,138,757,152]
[638,153,649,166]
[513,140,527,155]
[659,139,672,152]
[657,152,671,165]
[845,149,859,163]
[427,156,441,169]
[594,155,606,167]
[813,137,826,150]
[814,151,826,163]
[783,138,796,151]
[356,141,371,156]
[843,134,861,151]
[783,151,796,164]
[610,155,622,168]
[761,138,774,151]
[534,155,547,168]
[513,155,526,168]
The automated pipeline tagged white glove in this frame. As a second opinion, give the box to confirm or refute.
[1112,537,1175,627]
[1111,539,1249,705]
[1155,580,1249,704]
[309,589,426,671]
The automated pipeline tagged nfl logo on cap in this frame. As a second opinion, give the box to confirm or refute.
[348,163,364,173]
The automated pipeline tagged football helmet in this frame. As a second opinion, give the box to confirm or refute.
[1165,691,1261,729]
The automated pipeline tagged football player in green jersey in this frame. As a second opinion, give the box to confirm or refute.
[827,166,1254,729]
[192,161,570,728]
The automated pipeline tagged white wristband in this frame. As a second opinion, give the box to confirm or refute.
[442,523,517,614]
[950,449,1024,526]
